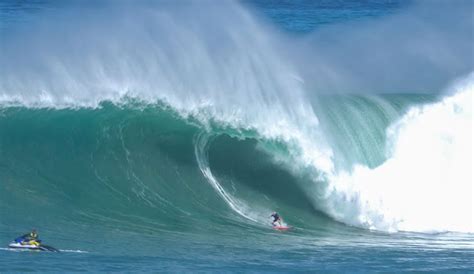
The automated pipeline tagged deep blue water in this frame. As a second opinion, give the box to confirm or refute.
[244,0,407,32]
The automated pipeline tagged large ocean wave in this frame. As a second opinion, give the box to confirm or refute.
[0,0,472,235]
[0,77,471,234]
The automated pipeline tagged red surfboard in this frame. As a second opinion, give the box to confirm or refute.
[273,225,290,231]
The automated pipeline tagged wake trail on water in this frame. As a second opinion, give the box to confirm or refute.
[0,247,87,253]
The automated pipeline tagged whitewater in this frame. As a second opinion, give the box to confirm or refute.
[0,0,473,272]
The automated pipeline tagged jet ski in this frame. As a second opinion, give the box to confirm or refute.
[9,241,41,250]
[8,241,59,252]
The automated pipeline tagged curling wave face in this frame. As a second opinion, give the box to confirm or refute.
[0,1,472,235]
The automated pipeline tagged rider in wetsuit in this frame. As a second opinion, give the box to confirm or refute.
[15,229,40,246]
[270,212,283,226]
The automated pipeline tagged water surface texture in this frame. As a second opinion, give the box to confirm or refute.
[0,0,473,272]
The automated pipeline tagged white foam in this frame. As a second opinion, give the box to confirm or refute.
[0,1,336,228]
[324,74,473,233]
[0,1,333,165]
[2,1,470,233]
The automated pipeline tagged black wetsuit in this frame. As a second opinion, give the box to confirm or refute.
[15,232,38,243]
[271,213,281,224]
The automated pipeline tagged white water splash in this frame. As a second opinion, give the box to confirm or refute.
[1,0,471,234]
[324,74,473,233]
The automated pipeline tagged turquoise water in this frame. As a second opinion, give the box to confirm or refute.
[1,98,472,272]
[1,0,473,272]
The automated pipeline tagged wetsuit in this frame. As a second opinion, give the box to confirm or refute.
[15,232,39,244]
[271,213,281,225]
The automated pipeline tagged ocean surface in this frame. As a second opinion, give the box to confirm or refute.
[0,0,473,272]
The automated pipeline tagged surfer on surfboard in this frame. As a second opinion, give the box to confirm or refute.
[270,212,283,227]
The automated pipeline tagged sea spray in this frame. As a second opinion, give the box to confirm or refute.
[0,0,471,234]
[0,1,336,226]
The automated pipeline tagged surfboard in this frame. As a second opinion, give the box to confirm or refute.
[273,225,290,231]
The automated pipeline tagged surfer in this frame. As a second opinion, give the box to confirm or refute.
[15,229,40,246]
[270,212,283,227]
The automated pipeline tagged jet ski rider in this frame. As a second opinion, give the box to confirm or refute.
[15,229,40,246]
